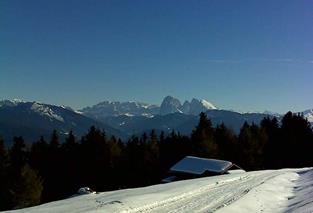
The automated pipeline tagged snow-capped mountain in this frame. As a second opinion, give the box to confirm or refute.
[183,98,217,115]
[81,101,159,119]
[82,96,218,119]
[2,98,311,145]
[159,96,217,115]
[30,102,65,122]
[302,109,313,123]
[159,96,183,115]
[0,99,25,107]
[0,100,124,144]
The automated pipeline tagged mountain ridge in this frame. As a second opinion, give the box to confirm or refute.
[81,95,218,118]
[1,98,312,145]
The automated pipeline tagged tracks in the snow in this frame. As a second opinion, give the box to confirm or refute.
[124,171,281,213]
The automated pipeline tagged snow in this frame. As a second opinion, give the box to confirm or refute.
[170,156,233,175]
[302,109,313,123]
[0,99,23,107]
[141,113,154,118]
[285,169,313,213]
[200,99,217,110]
[124,113,134,117]
[30,102,64,122]
[3,168,313,213]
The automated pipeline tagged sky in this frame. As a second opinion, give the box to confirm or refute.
[1,0,312,113]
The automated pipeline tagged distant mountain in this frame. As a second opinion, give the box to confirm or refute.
[184,98,217,115]
[80,96,272,136]
[302,109,313,123]
[82,96,217,119]
[159,96,217,115]
[99,109,272,137]
[2,98,310,144]
[159,96,182,115]
[81,101,159,119]
[102,113,198,136]
[0,100,125,144]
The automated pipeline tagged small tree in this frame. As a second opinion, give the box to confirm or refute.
[11,164,43,209]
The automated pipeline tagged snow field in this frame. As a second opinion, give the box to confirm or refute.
[3,168,313,213]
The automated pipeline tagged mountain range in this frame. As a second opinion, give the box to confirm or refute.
[0,96,312,144]
[80,96,217,118]
[0,100,125,144]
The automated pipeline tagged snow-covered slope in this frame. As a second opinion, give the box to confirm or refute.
[81,101,159,119]
[187,98,217,115]
[30,102,65,122]
[5,168,313,213]
[303,109,313,123]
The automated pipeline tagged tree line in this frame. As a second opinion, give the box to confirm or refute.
[0,111,312,210]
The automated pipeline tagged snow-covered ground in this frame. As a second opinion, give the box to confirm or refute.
[3,168,313,213]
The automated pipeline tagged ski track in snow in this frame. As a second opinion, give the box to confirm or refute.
[122,171,279,213]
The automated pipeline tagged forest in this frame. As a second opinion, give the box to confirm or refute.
[0,111,312,210]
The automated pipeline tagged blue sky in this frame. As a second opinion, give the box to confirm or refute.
[1,0,312,113]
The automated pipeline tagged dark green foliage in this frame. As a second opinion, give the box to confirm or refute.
[237,122,267,170]
[0,111,313,211]
[280,112,313,167]
[191,112,218,158]
[10,164,43,209]
[0,137,43,210]
[214,123,237,161]
[261,117,281,168]
[0,137,10,210]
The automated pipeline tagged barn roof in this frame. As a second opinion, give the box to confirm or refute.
[170,156,233,175]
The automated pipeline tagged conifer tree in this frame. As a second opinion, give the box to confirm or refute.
[0,137,10,210]
[191,112,218,157]
[11,164,43,209]
[214,123,237,161]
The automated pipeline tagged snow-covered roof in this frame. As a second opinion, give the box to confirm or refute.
[170,156,233,175]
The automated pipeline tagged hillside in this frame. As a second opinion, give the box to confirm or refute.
[4,168,313,213]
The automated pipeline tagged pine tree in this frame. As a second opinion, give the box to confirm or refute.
[11,164,43,209]
[214,123,237,161]
[49,130,60,150]
[9,137,28,175]
[261,117,281,168]
[0,137,10,210]
[281,112,313,167]
[191,112,218,158]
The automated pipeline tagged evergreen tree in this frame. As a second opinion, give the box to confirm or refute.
[261,117,281,168]
[214,123,237,161]
[281,112,313,167]
[191,112,218,157]
[60,131,80,197]
[143,130,160,183]
[0,136,7,175]
[80,126,109,190]
[49,130,60,150]
[0,137,10,210]
[9,137,28,175]
[11,164,43,209]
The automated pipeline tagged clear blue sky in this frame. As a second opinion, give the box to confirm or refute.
[1,0,312,113]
